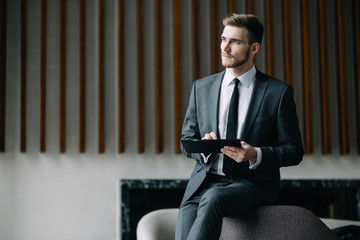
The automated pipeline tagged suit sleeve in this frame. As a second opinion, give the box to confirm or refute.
[258,85,304,169]
[180,81,203,162]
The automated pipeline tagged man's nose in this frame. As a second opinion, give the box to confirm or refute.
[222,41,231,51]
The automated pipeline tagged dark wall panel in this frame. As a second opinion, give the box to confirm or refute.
[60,0,67,153]
[98,0,105,153]
[336,0,350,155]
[118,0,125,153]
[302,0,314,154]
[21,0,28,152]
[319,0,332,154]
[137,0,145,153]
[79,0,86,153]
[355,0,360,155]
[155,0,163,153]
[0,0,6,152]
[39,0,46,153]
[174,0,182,153]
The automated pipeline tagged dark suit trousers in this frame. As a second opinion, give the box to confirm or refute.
[175,174,273,240]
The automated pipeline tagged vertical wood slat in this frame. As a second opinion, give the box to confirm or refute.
[137,0,145,153]
[301,0,314,154]
[79,0,86,153]
[118,0,125,153]
[247,0,256,68]
[283,0,293,86]
[40,0,47,152]
[98,0,105,153]
[336,0,350,154]
[265,0,275,76]
[0,0,6,152]
[354,0,360,155]
[247,0,255,14]
[192,0,200,81]
[21,0,27,152]
[318,0,332,154]
[155,0,163,153]
[59,0,66,153]
[211,0,219,74]
[174,0,182,153]
[228,0,236,13]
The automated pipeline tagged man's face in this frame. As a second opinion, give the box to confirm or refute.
[220,26,252,69]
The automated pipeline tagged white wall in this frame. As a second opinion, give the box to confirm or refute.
[1,148,360,240]
[0,152,193,240]
[1,0,360,240]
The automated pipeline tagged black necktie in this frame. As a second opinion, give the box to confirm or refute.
[223,78,239,176]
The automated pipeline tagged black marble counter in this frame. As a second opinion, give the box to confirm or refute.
[120,179,360,240]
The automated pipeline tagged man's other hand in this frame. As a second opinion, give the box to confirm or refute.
[221,141,257,163]
[201,132,218,140]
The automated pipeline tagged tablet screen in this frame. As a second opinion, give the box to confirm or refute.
[181,139,242,153]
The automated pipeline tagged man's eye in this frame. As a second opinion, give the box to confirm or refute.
[232,40,240,44]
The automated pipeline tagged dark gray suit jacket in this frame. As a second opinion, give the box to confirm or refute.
[180,69,304,207]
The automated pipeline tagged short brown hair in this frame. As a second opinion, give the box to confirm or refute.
[222,13,264,45]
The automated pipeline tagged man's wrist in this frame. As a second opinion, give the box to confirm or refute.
[249,147,262,169]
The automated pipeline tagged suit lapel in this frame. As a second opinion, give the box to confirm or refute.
[240,71,269,140]
[209,72,225,136]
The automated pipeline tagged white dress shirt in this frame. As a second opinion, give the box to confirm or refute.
[205,66,262,175]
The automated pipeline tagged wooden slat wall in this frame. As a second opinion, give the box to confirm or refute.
[319,0,332,154]
[247,0,255,67]
[301,0,314,154]
[265,0,274,76]
[0,0,6,152]
[60,0,67,153]
[118,0,125,153]
[355,0,360,155]
[211,0,219,74]
[39,0,46,153]
[137,0,145,153]
[283,0,293,86]
[247,0,255,14]
[79,0,86,153]
[21,0,27,152]
[336,0,350,155]
[192,0,200,81]
[155,0,163,153]
[174,0,182,153]
[2,0,360,155]
[228,0,236,13]
[98,0,105,153]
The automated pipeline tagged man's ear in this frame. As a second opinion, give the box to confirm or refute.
[251,43,260,55]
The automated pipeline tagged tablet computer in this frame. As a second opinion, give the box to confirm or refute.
[181,139,242,153]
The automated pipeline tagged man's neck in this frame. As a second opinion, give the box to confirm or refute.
[228,62,254,77]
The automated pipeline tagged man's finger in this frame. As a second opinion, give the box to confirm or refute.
[202,134,210,140]
[223,146,240,152]
[241,141,250,148]
[202,133,214,140]
[210,132,218,139]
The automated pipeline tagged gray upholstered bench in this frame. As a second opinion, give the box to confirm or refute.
[137,205,343,240]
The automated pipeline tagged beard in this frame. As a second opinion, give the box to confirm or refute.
[222,48,251,68]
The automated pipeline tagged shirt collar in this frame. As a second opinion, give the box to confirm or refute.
[224,65,256,88]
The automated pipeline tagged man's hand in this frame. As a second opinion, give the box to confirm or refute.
[221,141,257,163]
[201,132,218,140]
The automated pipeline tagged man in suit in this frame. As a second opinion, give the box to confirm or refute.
[175,14,304,240]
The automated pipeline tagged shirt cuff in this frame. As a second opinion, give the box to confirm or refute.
[249,147,262,169]
[201,153,212,163]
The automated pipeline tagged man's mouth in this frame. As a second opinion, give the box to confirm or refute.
[222,53,233,58]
